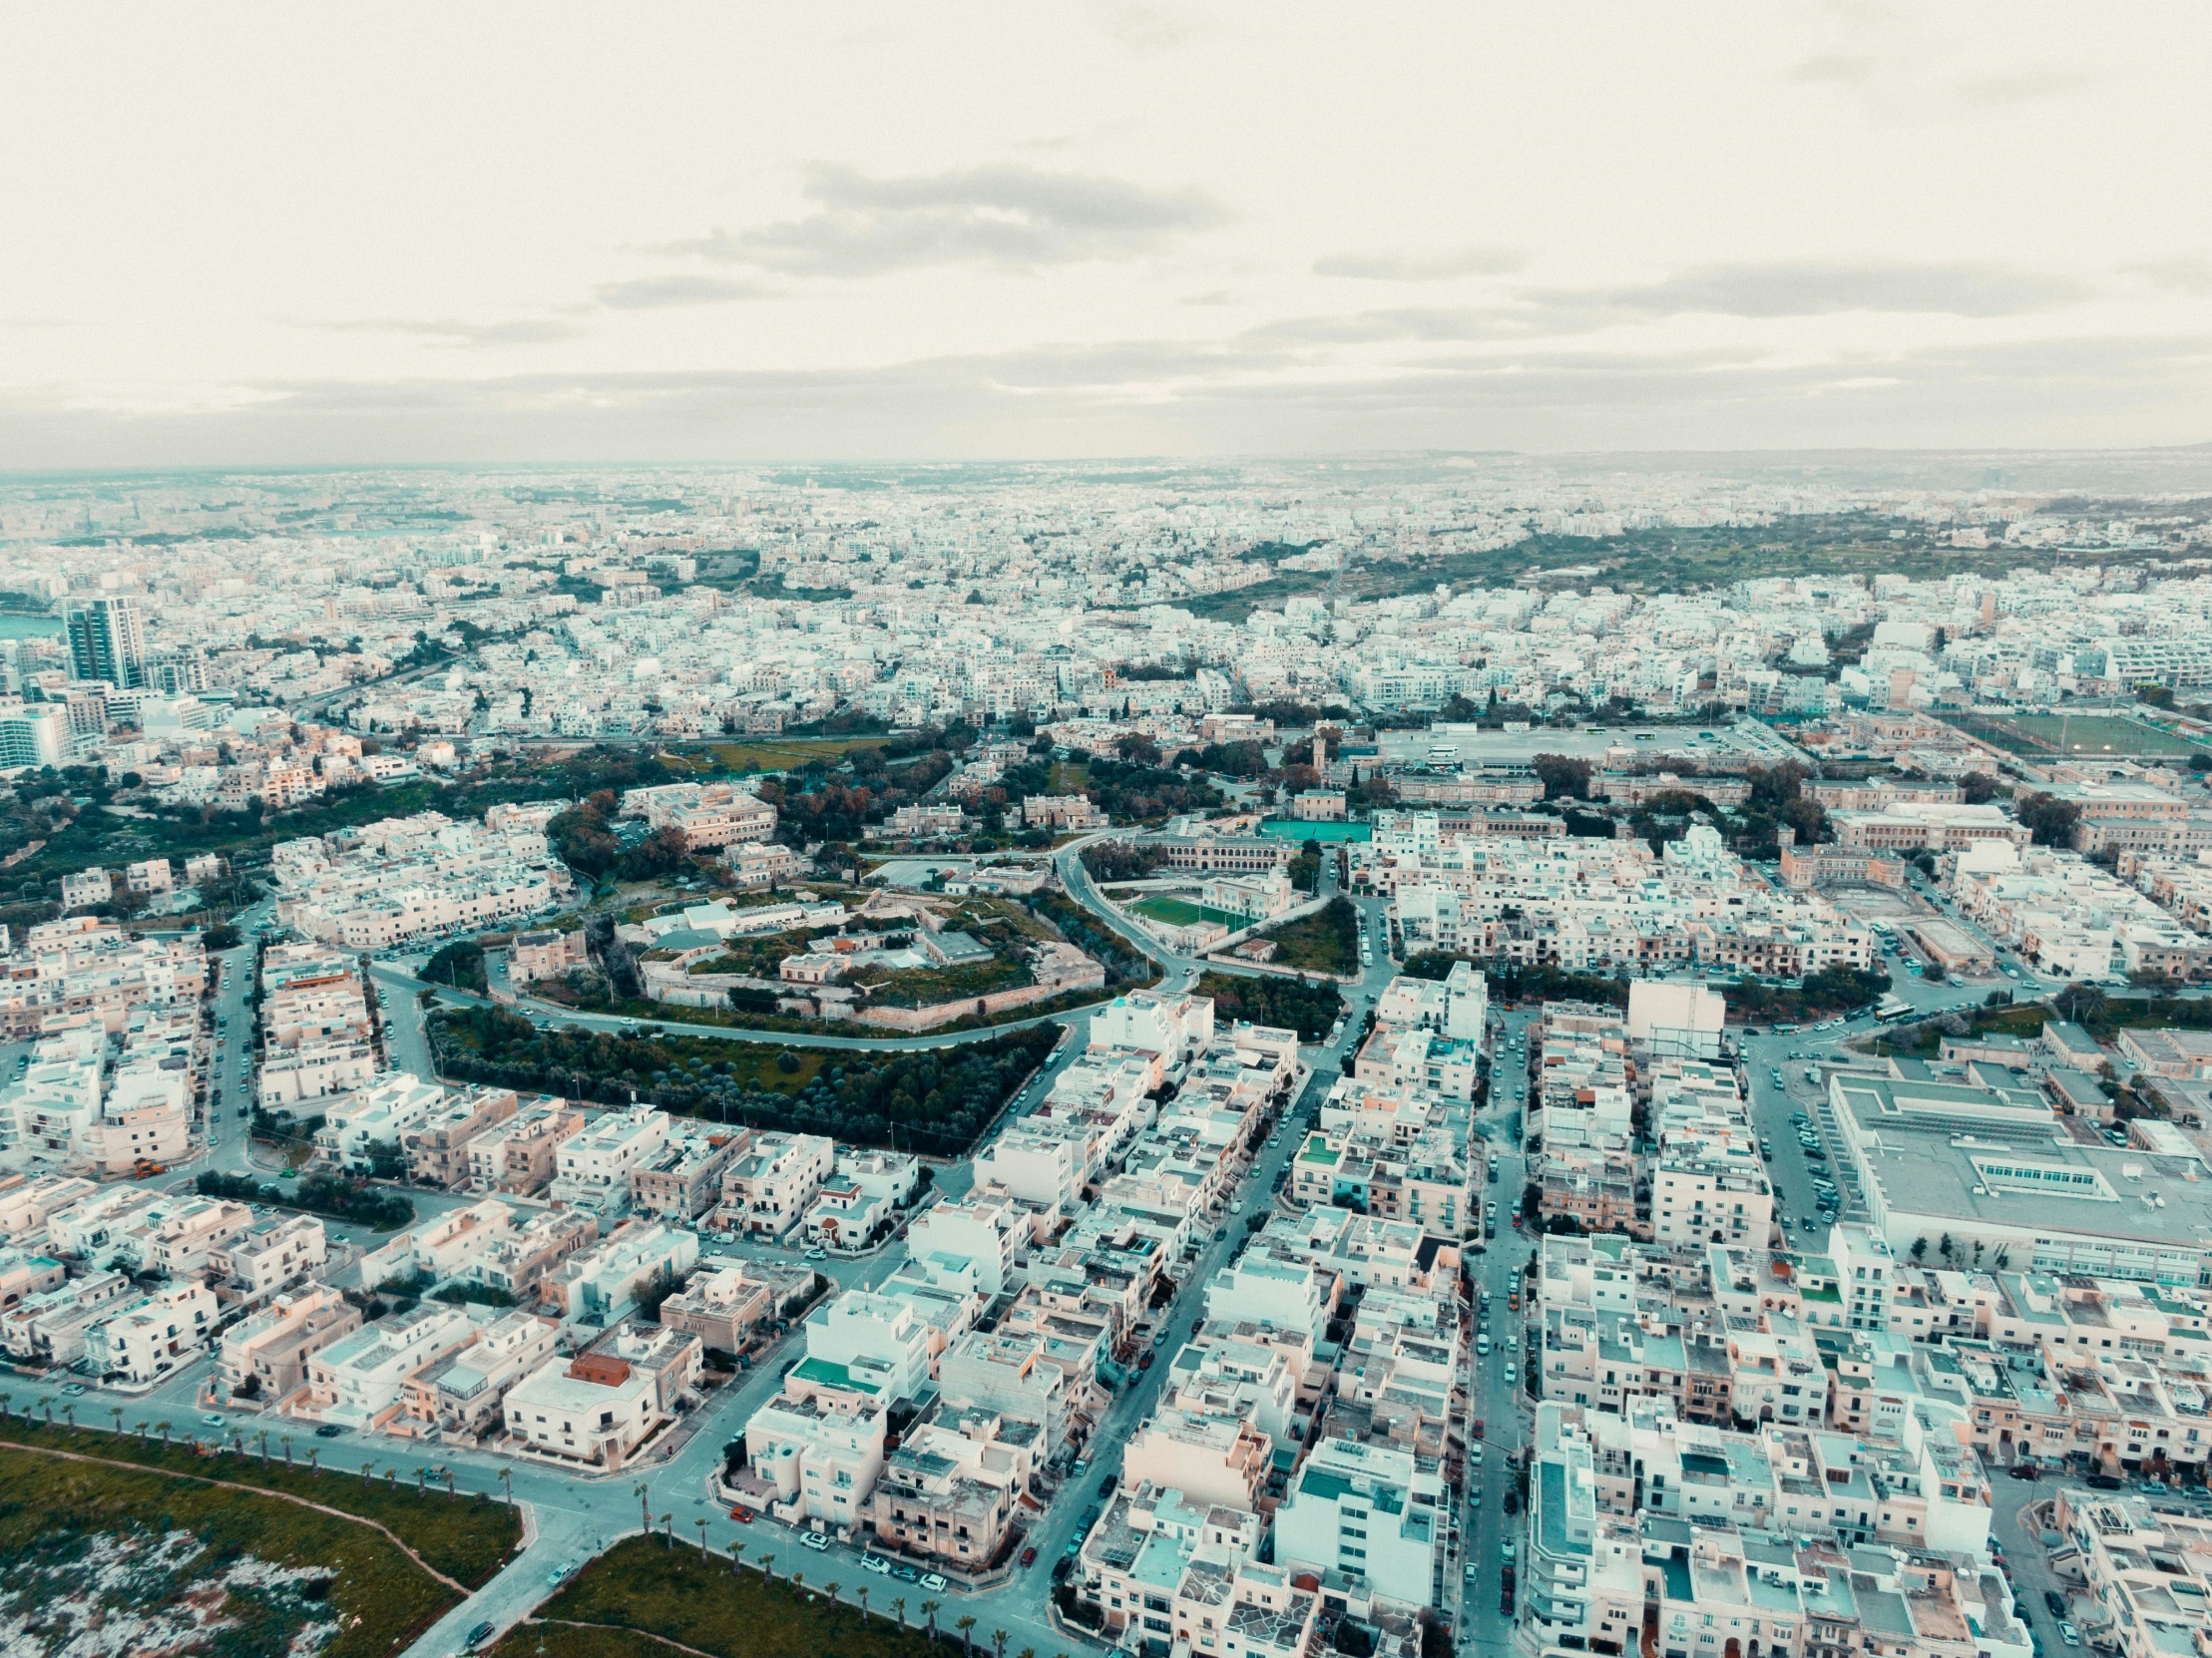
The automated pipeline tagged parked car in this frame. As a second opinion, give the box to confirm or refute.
[465,1623,496,1651]
[920,1573,947,1592]
[2046,1592,2068,1618]
[729,1506,754,1523]
[314,1424,344,1439]
[2058,1625,2081,1648]
[1504,1491,1520,1515]
[1021,1547,1038,1567]
[861,1554,892,1575]
[800,1532,831,1552]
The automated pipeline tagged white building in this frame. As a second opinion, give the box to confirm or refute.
[1271,1436,1445,1611]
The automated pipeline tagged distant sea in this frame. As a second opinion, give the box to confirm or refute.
[0,614,61,639]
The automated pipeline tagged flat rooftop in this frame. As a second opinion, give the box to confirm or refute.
[1838,1080,2212,1251]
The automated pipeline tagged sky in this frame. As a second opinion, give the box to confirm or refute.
[3,2,2210,466]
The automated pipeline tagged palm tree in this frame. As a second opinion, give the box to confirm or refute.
[306,1448,318,1473]
[823,1580,842,1617]
[109,1406,123,1437]
[0,1393,11,1422]
[363,1461,375,1485]
[790,1571,805,1600]
[137,1420,150,1445]
[991,1628,1009,1658]
[957,1614,977,1656]
[257,1430,270,1462]
[636,1480,653,1534]
[443,1467,455,1496]
[156,1421,172,1447]
[415,1466,428,1493]
[758,1550,775,1585]
[922,1601,940,1641]
[1019,1647,1036,1658]
[61,1403,75,1431]
[697,1517,710,1558]
[498,1467,512,1504]
[385,1465,398,1486]
[280,1436,292,1467]
[662,1513,674,1547]
[893,1596,908,1631]
[855,1585,870,1624]
[41,1399,52,1424]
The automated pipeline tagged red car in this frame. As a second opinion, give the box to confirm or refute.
[1510,1213,1523,1229]
[729,1506,754,1523]
[1021,1546,1038,1568]
[1137,1351,1154,1370]
[1472,1420,1485,1441]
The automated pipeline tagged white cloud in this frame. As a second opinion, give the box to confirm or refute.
[0,4,2204,460]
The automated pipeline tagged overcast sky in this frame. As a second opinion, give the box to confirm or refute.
[4,3,2210,466]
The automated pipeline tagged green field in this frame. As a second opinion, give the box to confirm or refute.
[1129,894,1246,929]
[1945,709,2212,760]
[1995,712,2210,759]
[700,736,893,771]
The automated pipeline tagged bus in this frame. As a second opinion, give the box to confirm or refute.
[1875,994,1913,1024]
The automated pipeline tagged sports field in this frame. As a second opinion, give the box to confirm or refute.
[1989,712,2209,759]
[1129,894,1246,929]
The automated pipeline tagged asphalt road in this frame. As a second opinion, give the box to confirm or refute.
[1461,1003,1536,1657]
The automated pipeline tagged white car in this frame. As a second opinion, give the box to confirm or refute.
[800,1531,831,1552]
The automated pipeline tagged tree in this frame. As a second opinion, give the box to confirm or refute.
[420,940,488,996]
[2016,791,2082,848]
[1910,1236,1928,1261]
[2056,983,2108,1026]
[958,1614,978,1655]
[1959,772,2001,805]
[1530,753,1592,801]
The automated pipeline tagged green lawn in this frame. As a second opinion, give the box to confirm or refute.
[0,1438,480,1658]
[519,1534,952,1658]
[1129,894,1246,929]
[704,737,891,772]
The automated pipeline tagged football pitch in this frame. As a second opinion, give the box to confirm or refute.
[1991,712,2209,759]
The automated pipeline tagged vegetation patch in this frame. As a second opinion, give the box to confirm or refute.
[0,1416,520,1589]
[430,1005,1055,1154]
[1193,971,1343,1041]
[846,957,1033,1009]
[1249,895,1360,976]
[519,1534,953,1658]
[1023,890,1159,991]
[196,1168,414,1231]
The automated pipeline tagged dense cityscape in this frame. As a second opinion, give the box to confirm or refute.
[2,457,2212,1658]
